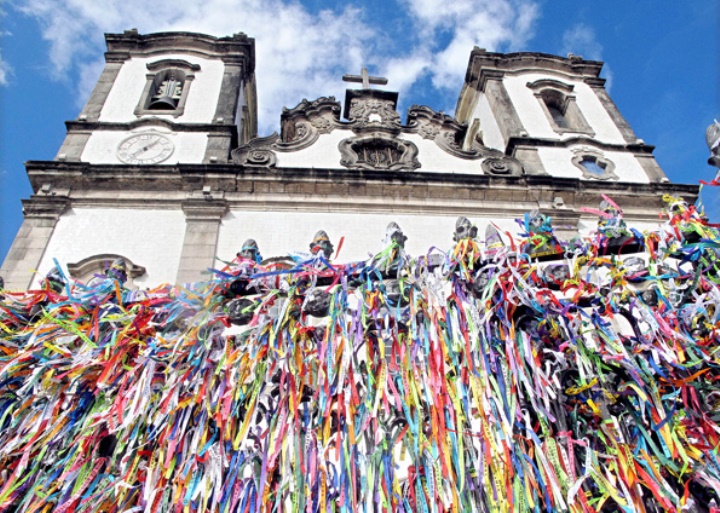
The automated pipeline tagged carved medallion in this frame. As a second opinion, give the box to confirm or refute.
[339,134,420,171]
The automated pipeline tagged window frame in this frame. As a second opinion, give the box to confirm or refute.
[134,59,200,118]
[571,149,618,180]
[527,79,594,137]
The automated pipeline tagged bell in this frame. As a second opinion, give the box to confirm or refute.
[148,96,178,110]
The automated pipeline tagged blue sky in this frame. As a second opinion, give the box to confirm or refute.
[1,0,718,263]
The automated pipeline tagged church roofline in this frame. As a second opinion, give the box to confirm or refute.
[104,29,255,71]
[464,48,605,89]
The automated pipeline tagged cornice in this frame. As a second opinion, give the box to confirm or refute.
[104,30,255,72]
[24,160,699,198]
[507,136,656,155]
[464,48,604,90]
[64,120,236,133]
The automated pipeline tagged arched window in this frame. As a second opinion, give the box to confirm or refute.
[135,59,200,117]
[527,79,594,136]
[542,90,570,129]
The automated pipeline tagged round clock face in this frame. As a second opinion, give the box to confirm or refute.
[117,133,174,164]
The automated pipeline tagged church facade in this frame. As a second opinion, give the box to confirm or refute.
[0,29,698,289]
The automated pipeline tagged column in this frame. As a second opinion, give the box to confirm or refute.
[1,196,70,290]
[176,199,228,283]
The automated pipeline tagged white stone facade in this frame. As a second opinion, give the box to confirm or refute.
[1,31,697,290]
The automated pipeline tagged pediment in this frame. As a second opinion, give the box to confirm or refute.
[231,90,524,176]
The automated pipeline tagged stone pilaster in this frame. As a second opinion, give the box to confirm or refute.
[482,74,525,147]
[176,199,228,283]
[1,196,70,290]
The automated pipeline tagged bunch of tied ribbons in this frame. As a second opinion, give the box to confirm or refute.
[1,200,720,513]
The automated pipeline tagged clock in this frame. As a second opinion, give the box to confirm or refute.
[116,133,174,164]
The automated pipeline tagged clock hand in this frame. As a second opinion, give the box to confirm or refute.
[129,138,160,158]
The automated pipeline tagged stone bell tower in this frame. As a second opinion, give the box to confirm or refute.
[57,29,257,165]
[1,30,257,289]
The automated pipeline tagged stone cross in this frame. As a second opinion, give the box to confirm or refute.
[342,67,388,89]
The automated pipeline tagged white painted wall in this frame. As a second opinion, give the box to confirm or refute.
[99,54,225,124]
[36,208,186,287]
[537,146,650,182]
[217,210,522,265]
[275,131,485,174]
[275,131,346,169]
[81,129,208,164]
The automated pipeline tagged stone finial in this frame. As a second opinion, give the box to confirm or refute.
[310,230,334,259]
[107,257,128,284]
[45,267,66,293]
[707,120,720,168]
[484,225,505,254]
[454,216,478,242]
[303,288,331,317]
[237,238,261,262]
[385,222,407,248]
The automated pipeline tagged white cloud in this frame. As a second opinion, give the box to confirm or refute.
[562,23,612,90]
[0,52,9,85]
[18,0,374,133]
[562,23,602,60]
[17,0,539,130]
[401,0,539,91]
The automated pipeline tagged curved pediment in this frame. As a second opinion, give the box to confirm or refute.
[231,89,524,176]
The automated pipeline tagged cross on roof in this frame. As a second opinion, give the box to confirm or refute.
[342,67,388,89]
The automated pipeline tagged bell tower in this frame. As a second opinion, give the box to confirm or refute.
[1,30,257,290]
[56,29,256,165]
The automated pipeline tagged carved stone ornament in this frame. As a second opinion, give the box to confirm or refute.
[277,96,342,150]
[481,156,523,176]
[232,97,342,163]
[348,97,401,131]
[339,133,420,171]
[406,105,492,160]
[231,133,278,167]
[235,148,277,167]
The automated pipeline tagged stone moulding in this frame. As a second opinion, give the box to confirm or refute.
[339,133,420,171]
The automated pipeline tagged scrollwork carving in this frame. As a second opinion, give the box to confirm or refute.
[406,105,491,160]
[481,156,523,176]
[339,134,420,171]
[347,98,401,131]
[236,149,277,167]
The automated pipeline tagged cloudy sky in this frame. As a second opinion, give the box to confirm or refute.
[0,0,718,262]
